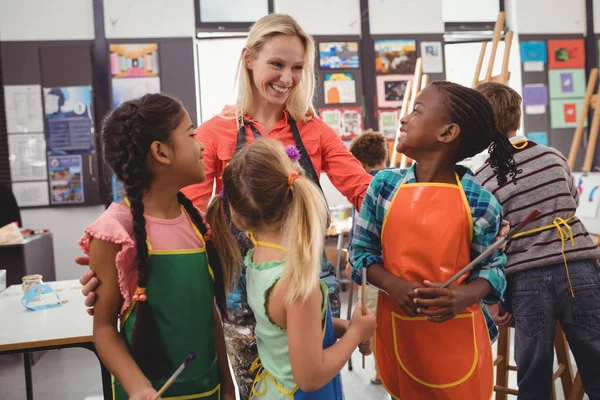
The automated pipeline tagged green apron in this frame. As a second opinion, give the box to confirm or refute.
[113,208,220,399]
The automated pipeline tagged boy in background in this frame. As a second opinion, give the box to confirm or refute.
[476,82,600,400]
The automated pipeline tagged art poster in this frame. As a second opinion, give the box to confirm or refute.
[376,75,412,108]
[111,77,161,108]
[374,39,417,74]
[112,174,125,203]
[43,86,94,153]
[527,132,549,146]
[4,85,44,133]
[48,155,84,204]
[319,107,363,139]
[572,173,600,218]
[549,98,586,129]
[420,41,444,73]
[548,68,586,99]
[523,84,548,106]
[323,73,357,105]
[8,134,48,182]
[379,109,401,140]
[520,41,547,72]
[110,44,159,78]
[547,39,585,69]
[319,42,360,69]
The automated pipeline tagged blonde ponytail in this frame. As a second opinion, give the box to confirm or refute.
[282,176,328,304]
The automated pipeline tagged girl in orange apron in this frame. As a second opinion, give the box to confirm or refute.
[350,81,521,400]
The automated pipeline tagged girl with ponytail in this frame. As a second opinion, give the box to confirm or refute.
[79,94,237,400]
[206,138,376,399]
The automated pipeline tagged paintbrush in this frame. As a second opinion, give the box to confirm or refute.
[441,209,541,288]
[152,353,196,400]
[361,264,367,369]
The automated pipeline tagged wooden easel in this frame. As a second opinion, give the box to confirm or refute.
[472,11,513,87]
[389,58,429,167]
[568,67,600,173]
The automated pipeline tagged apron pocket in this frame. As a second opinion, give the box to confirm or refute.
[391,311,478,388]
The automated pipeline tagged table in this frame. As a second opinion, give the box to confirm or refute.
[0,280,111,400]
[0,233,56,287]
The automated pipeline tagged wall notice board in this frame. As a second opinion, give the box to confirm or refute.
[1,41,102,208]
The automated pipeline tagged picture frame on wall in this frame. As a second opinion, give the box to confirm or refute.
[376,74,412,108]
[374,39,417,74]
[319,42,360,69]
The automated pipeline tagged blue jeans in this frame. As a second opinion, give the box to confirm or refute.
[509,259,600,400]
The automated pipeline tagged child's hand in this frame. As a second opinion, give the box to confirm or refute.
[129,387,160,400]
[486,303,513,328]
[349,306,376,342]
[413,280,475,323]
[358,337,373,356]
[387,278,423,316]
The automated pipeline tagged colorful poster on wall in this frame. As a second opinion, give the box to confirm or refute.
[374,40,416,74]
[112,174,125,203]
[527,132,549,146]
[547,39,585,69]
[4,85,44,134]
[48,155,84,204]
[43,86,94,153]
[8,134,48,182]
[111,77,161,108]
[110,44,159,78]
[520,41,547,72]
[12,181,50,207]
[376,75,411,108]
[319,42,359,69]
[572,173,600,218]
[549,98,586,129]
[420,41,444,73]
[319,107,363,139]
[323,73,356,105]
[548,68,586,99]
[379,109,401,140]
[522,84,548,115]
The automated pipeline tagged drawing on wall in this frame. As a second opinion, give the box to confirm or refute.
[420,41,443,73]
[549,98,586,129]
[319,107,363,139]
[547,39,585,69]
[572,173,600,218]
[527,132,549,146]
[110,44,159,78]
[376,75,411,108]
[323,73,357,105]
[374,40,416,74]
[48,155,84,204]
[319,42,359,69]
[379,109,401,140]
[111,77,161,108]
[548,69,586,99]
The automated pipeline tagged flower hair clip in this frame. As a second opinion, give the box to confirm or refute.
[285,145,301,163]
[132,287,147,302]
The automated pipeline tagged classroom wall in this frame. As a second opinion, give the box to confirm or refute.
[369,0,444,35]
[0,0,103,280]
[0,0,95,41]
[274,0,361,35]
[514,0,586,34]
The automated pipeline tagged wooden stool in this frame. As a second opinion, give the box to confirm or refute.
[494,323,574,399]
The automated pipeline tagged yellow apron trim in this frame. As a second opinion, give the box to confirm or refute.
[512,140,528,149]
[392,313,473,321]
[247,231,288,252]
[149,248,206,256]
[165,384,220,399]
[402,182,458,188]
[391,311,479,389]
[512,215,577,298]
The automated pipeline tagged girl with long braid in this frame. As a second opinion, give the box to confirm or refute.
[78,94,237,400]
[350,81,519,400]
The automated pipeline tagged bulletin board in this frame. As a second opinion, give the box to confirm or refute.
[519,34,599,171]
[1,41,102,208]
[313,35,365,141]
[370,34,446,141]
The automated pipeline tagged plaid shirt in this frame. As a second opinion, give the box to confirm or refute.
[349,164,507,343]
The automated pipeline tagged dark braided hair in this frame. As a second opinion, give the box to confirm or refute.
[102,93,228,378]
[431,81,520,185]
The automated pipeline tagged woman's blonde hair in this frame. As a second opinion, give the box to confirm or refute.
[233,14,316,122]
[206,139,328,304]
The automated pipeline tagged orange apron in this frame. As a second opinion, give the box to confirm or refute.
[376,173,493,400]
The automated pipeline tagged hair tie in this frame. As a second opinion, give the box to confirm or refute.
[285,145,301,163]
[132,287,147,302]
[288,171,300,186]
